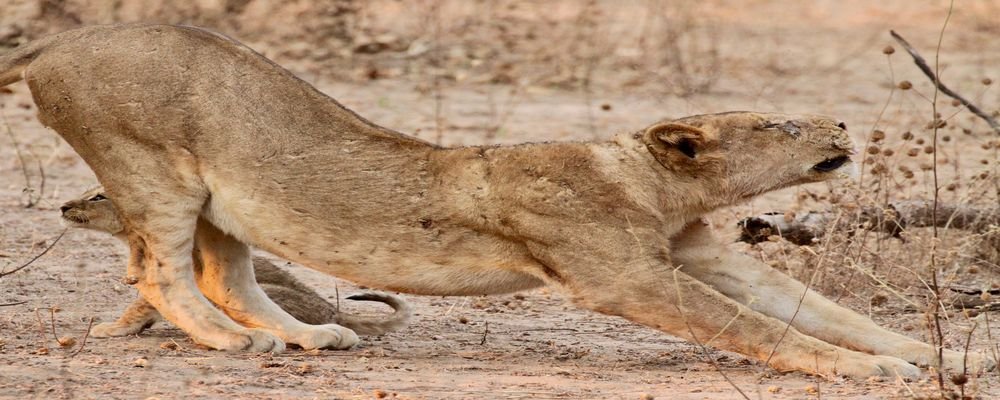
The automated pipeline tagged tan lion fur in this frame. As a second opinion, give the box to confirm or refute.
[60,186,412,337]
[1,24,989,378]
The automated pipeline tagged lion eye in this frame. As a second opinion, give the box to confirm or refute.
[89,194,107,202]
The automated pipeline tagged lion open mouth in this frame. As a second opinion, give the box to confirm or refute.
[812,155,850,172]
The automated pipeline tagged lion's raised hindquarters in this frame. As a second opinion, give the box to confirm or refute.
[3,23,987,377]
[61,186,413,337]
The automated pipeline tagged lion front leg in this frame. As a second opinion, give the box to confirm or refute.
[671,219,993,373]
[526,231,921,379]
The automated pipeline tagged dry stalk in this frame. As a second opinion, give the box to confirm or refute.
[1,112,43,208]
[761,212,844,376]
[68,317,95,358]
[485,84,525,139]
[48,308,60,343]
[926,1,956,393]
[479,321,489,346]
[623,216,749,399]
[0,229,67,279]
[430,1,444,146]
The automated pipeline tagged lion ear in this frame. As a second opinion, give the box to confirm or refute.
[642,122,717,167]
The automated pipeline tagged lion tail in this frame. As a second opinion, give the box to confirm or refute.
[336,292,413,336]
[0,33,63,88]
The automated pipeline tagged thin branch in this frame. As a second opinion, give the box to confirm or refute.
[68,317,95,358]
[1,112,42,207]
[0,229,68,278]
[0,301,27,307]
[479,321,489,346]
[890,30,1000,134]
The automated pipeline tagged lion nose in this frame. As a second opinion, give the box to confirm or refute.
[60,205,71,214]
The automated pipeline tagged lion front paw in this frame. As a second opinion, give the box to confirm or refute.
[893,343,996,372]
[771,350,922,380]
[834,354,923,380]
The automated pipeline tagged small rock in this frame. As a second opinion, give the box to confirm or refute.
[57,336,77,348]
[133,357,149,368]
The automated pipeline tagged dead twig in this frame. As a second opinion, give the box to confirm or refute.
[890,30,1000,134]
[479,321,489,345]
[0,229,67,279]
[737,201,999,245]
[1,112,43,207]
[0,301,27,307]
[68,317,95,358]
[48,307,60,343]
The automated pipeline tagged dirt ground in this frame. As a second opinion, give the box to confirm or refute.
[2,1,1000,399]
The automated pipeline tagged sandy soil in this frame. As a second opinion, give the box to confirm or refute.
[2,1,1000,399]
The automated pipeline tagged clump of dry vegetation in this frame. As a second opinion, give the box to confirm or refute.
[737,11,999,396]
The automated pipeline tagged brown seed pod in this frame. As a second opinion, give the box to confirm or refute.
[871,130,885,141]
[916,138,925,145]
[882,149,894,157]
[923,145,934,154]
[984,78,994,86]
[951,99,961,107]
[942,135,951,142]
[903,170,915,179]
[898,80,912,90]
[982,159,990,165]
[907,148,920,157]
[57,336,77,348]
[902,131,914,140]
[946,183,957,191]
[867,145,881,155]
[882,45,895,55]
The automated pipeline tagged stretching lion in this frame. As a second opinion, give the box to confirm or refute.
[61,186,412,337]
[1,24,988,378]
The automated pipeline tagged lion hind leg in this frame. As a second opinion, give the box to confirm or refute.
[125,201,284,353]
[194,219,357,350]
